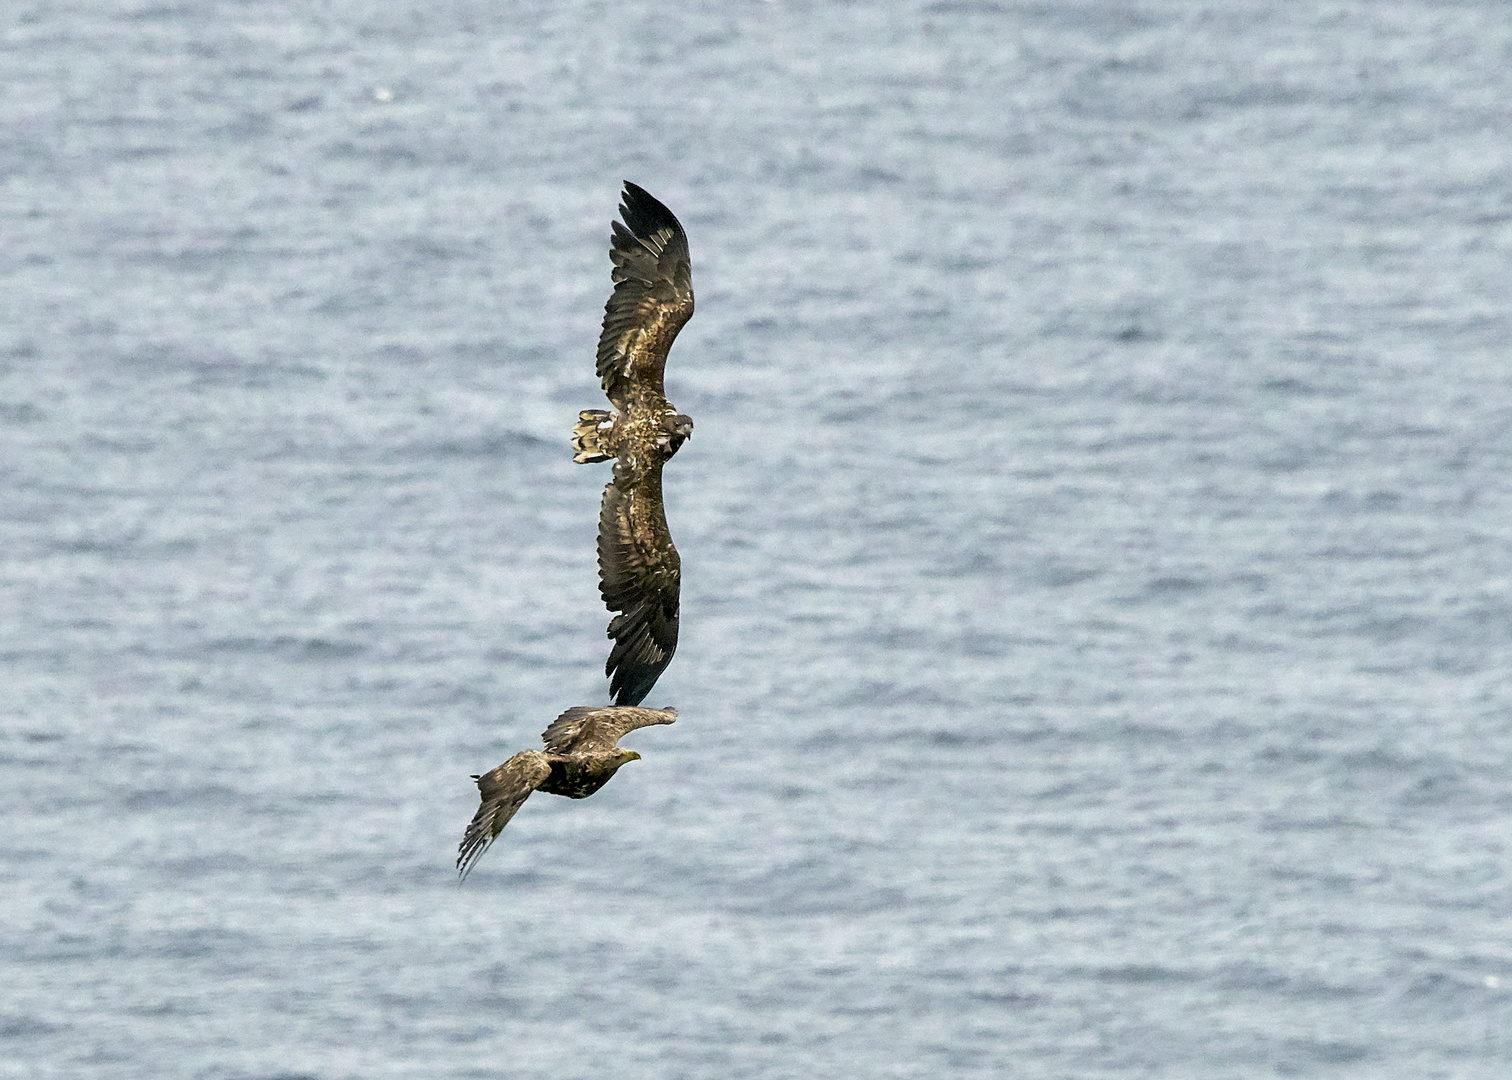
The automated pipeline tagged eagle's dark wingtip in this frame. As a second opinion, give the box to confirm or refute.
[618,182,685,241]
[456,832,490,882]
[605,623,676,709]
[608,665,665,709]
[609,677,648,709]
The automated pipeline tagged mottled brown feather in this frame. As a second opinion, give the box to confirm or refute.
[456,750,552,880]
[541,704,678,754]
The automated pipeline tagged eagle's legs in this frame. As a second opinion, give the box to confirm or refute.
[572,410,617,464]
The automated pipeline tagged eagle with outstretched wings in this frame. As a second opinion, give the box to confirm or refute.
[571,183,695,707]
[457,704,677,879]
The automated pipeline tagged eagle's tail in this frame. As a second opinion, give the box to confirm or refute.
[572,410,615,464]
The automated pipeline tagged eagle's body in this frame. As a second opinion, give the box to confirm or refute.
[456,705,677,879]
[535,749,633,799]
[573,183,696,707]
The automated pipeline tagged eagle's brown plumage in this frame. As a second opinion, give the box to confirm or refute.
[572,183,695,707]
[596,182,695,412]
[456,704,677,880]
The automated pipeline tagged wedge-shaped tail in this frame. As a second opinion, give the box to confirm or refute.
[572,410,615,464]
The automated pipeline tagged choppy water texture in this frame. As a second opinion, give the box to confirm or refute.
[3,2,1512,1077]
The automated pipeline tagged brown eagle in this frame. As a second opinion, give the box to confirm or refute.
[456,704,677,879]
[571,183,695,707]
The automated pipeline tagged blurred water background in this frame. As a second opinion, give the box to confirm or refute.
[3,1,1511,1077]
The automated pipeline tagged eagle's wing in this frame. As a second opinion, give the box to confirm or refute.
[457,750,552,880]
[599,461,681,706]
[596,182,694,411]
[542,705,678,754]
[539,706,602,753]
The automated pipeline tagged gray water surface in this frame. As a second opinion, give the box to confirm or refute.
[3,2,1511,1078]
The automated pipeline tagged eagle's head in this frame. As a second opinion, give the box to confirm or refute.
[613,748,643,767]
[662,413,694,456]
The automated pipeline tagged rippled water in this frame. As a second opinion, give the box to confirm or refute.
[3,2,1511,1077]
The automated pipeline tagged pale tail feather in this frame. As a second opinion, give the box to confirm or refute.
[572,410,615,464]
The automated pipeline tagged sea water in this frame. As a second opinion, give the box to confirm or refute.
[2,2,1510,1077]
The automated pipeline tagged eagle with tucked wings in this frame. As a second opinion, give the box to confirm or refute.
[571,183,695,707]
[457,705,677,879]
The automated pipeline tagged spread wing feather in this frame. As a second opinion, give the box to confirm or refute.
[595,182,694,411]
[598,462,681,706]
[456,750,552,880]
[541,705,678,754]
[539,706,602,753]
